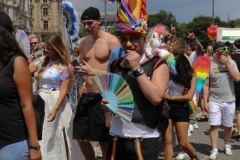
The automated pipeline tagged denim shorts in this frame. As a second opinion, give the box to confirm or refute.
[0,139,29,160]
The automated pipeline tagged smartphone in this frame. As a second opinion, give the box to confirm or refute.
[70,60,82,67]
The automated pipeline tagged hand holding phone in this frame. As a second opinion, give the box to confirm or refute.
[70,60,82,67]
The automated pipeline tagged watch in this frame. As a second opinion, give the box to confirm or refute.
[132,67,144,77]
[30,145,41,150]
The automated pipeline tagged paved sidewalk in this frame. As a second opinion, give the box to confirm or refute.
[158,111,240,160]
[93,112,240,160]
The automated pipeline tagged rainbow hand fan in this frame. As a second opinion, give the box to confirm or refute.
[92,73,134,122]
[193,56,211,97]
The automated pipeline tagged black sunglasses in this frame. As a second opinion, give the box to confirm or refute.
[30,42,39,45]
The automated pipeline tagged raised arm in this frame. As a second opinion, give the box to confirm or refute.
[223,57,240,82]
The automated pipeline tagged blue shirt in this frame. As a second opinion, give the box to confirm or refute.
[107,46,125,71]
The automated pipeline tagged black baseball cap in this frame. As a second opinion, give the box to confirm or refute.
[213,41,230,51]
[0,11,14,33]
[81,7,100,21]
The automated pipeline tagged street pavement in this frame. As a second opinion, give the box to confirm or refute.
[93,110,240,160]
[159,110,240,160]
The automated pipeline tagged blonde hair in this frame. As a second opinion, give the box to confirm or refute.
[38,34,71,80]
[171,38,187,54]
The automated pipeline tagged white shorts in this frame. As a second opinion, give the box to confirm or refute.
[208,101,235,127]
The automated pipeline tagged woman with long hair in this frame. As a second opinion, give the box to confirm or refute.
[29,34,83,160]
[161,51,199,160]
[0,18,41,160]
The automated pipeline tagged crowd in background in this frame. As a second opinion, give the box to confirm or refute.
[1,3,240,160]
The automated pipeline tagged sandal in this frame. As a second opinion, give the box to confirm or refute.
[197,115,208,122]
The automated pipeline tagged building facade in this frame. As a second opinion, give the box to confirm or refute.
[30,0,63,39]
[0,0,31,32]
[100,14,118,31]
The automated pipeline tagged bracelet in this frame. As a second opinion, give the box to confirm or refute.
[105,109,110,113]
[55,106,60,111]
[171,96,174,100]
[29,145,41,150]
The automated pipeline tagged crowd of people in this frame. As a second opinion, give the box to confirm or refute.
[0,1,240,160]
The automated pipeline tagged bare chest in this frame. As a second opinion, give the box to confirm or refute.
[82,40,110,63]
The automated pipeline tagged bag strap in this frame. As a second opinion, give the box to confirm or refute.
[153,58,164,71]
[110,58,122,72]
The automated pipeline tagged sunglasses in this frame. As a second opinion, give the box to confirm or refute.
[120,35,142,43]
[207,49,213,52]
[43,45,52,51]
[216,47,230,51]
[30,42,39,45]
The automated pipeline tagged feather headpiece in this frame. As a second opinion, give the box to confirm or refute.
[192,56,211,97]
[108,0,148,36]
[61,1,80,41]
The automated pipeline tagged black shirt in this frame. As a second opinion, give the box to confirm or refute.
[110,56,167,129]
[0,56,28,145]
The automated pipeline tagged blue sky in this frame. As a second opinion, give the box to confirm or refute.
[66,0,240,23]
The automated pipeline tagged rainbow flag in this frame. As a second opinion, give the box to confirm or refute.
[187,100,198,114]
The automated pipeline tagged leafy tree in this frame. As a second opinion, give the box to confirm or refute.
[176,23,188,40]
[107,23,118,35]
[148,10,178,29]
[214,16,228,27]
[236,18,240,27]
[229,18,240,28]
[187,16,212,47]
[78,24,88,38]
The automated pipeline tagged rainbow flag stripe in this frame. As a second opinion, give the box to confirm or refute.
[134,139,144,160]
[187,100,198,114]
[110,138,117,160]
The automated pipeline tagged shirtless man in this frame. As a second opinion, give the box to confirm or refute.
[72,7,120,160]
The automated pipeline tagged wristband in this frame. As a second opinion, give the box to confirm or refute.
[105,109,110,113]
[30,145,41,150]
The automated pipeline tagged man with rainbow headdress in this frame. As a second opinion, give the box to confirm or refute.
[102,0,169,159]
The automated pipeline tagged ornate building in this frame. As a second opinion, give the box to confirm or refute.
[30,0,63,39]
[0,0,31,32]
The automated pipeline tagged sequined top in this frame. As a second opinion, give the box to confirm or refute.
[34,57,70,89]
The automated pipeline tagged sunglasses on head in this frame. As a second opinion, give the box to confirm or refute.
[216,47,230,51]
[120,35,142,43]
[30,42,39,45]
[43,45,52,51]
